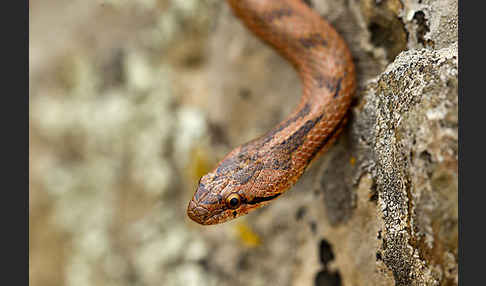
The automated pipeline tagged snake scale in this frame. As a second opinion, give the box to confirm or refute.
[187,0,356,225]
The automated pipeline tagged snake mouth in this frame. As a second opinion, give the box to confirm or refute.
[187,198,225,225]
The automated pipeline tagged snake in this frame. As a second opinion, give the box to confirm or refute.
[187,0,356,225]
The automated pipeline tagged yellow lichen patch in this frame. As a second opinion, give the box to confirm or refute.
[188,146,212,184]
[234,221,262,247]
[349,156,356,166]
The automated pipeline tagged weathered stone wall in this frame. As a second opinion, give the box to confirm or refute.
[30,0,457,285]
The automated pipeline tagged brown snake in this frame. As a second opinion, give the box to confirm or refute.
[187,0,356,225]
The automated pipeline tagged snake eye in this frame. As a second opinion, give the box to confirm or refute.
[226,193,241,209]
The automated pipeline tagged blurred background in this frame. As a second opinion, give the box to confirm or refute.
[30,1,231,285]
[30,0,314,285]
[29,0,458,285]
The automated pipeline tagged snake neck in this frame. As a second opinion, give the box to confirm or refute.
[227,0,355,121]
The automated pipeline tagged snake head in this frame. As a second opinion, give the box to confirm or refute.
[187,145,283,225]
[187,171,233,225]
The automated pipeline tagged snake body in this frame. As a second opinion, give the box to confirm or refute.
[187,0,356,225]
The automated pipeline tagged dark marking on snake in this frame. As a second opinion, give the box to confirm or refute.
[315,74,326,88]
[268,157,292,170]
[301,0,313,7]
[217,156,238,175]
[247,193,282,205]
[267,113,323,170]
[194,183,207,201]
[315,74,337,91]
[263,8,293,22]
[201,193,223,205]
[296,103,311,118]
[333,78,342,98]
[262,102,312,145]
[279,114,324,153]
[232,163,263,185]
[315,74,343,98]
[299,33,327,48]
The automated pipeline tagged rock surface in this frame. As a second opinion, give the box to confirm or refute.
[30,0,457,285]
